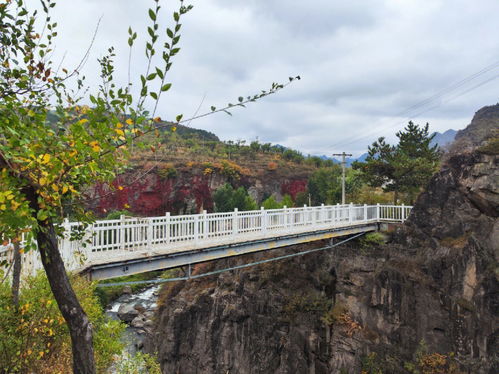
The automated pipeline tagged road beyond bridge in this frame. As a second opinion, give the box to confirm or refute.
[1,203,412,281]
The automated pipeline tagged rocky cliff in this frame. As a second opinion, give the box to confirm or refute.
[146,105,498,373]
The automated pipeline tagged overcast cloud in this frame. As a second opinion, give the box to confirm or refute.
[49,0,499,156]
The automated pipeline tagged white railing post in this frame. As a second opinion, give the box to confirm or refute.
[320,203,325,224]
[120,214,126,251]
[147,217,153,255]
[401,204,405,222]
[336,203,339,224]
[194,214,199,245]
[312,205,317,226]
[233,208,238,237]
[165,212,170,245]
[349,202,353,224]
[261,207,267,234]
[364,204,367,222]
[283,205,288,230]
[376,203,380,221]
[203,210,208,239]
[61,218,70,267]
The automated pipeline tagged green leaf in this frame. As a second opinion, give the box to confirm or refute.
[211,106,216,112]
[176,114,183,122]
[166,28,174,38]
[238,96,244,102]
[150,92,158,100]
[148,9,156,21]
[155,68,164,79]
[146,73,156,81]
[37,209,48,221]
[161,83,172,92]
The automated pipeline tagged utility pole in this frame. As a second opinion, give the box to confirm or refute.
[332,152,352,204]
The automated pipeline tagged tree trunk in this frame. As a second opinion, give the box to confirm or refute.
[11,241,21,308]
[36,219,96,374]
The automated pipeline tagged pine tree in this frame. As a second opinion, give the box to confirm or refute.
[353,122,440,204]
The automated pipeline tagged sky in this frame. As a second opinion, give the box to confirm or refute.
[46,0,499,156]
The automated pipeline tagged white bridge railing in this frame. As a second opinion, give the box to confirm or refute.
[1,203,412,277]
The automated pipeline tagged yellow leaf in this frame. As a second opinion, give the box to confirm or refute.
[52,184,59,192]
[115,129,124,136]
[69,150,78,158]
[89,141,101,152]
[62,186,68,194]
[172,126,177,132]
[41,154,51,164]
[0,204,6,210]
[39,177,47,186]
[126,118,133,125]
[118,186,124,191]
[124,203,130,209]
[153,116,161,122]
[79,118,89,124]
[116,122,123,129]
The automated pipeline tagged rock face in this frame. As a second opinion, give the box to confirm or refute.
[86,167,309,216]
[146,105,498,373]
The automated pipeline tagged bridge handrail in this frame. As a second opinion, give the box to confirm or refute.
[1,203,412,277]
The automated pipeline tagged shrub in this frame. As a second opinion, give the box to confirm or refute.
[359,232,385,249]
[157,162,177,179]
[262,196,282,210]
[267,161,278,171]
[105,210,135,220]
[114,352,161,374]
[0,271,125,374]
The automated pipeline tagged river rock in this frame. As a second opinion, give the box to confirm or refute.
[117,302,141,323]
[131,315,146,329]
[122,285,133,295]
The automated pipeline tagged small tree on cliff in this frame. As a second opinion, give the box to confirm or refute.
[0,0,298,372]
[353,121,440,203]
[213,184,257,212]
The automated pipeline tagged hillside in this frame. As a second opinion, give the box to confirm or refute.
[84,124,330,216]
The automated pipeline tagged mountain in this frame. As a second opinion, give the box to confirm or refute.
[320,153,368,166]
[430,129,457,149]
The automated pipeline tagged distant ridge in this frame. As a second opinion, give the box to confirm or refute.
[430,129,457,149]
[320,153,368,167]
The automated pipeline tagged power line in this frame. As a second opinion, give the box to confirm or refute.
[329,61,499,150]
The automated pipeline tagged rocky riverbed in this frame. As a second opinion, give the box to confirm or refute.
[106,284,160,354]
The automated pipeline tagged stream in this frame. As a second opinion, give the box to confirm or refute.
[106,284,161,355]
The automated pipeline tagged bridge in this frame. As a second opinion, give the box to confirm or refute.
[0,203,411,281]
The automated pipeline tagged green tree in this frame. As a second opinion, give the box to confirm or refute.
[308,166,342,205]
[213,184,257,212]
[261,196,282,209]
[353,122,440,203]
[0,0,297,372]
